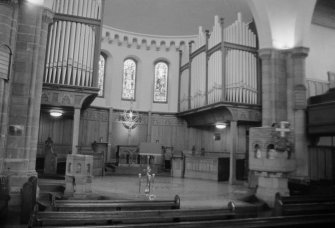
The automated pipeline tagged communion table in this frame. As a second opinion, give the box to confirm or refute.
[115,143,164,173]
[184,155,229,181]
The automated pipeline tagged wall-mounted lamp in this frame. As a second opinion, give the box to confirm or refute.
[50,110,63,118]
[215,122,226,129]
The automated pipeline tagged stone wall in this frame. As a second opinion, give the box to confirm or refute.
[0,0,18,174]
[1,1,53,205]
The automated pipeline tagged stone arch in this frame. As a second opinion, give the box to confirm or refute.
[246,0,316,49]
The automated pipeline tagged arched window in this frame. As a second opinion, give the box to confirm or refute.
[122,58,136,100]
[153,61,168,103]
[0,44,12,81]
[98,53,106,97]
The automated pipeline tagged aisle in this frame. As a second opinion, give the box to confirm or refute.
[93,174,254,208]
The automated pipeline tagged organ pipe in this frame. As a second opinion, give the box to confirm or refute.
[179,12,258,109]
[44,0,102,88]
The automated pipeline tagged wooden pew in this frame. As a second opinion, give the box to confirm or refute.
[227,201,258,218]
[0,194,10,219]
[52,195,180,211]
[273,193,335,216]
[29,201,257,227]
[30,208,235,227]
[35,213,335,228]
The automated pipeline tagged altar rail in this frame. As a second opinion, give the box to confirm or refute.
[179,13,260,112]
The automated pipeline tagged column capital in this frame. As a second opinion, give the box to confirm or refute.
[258,48,284,60]
[42,7,54,25]
[291,46,309,58]
[258,47,309,60]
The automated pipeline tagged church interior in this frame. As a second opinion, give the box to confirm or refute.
[1,0,335,227]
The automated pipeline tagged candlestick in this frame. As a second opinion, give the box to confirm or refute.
[138,173,141,193]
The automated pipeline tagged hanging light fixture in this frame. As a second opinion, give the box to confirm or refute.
[120,104,140,129]
[49,110,63,118]
[215,122,226,129]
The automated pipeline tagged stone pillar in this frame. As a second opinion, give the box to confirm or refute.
[3,1,53,205]
[249,47,309,207]
[0,1,17,174]
[259,49,288,126]
[229,121,237,184]
[291,47,309,178]
[72,108,81,154]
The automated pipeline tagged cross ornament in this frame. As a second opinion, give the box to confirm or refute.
[275,121,290,137]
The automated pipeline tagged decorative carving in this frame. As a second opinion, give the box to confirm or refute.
[253,143,262,158]
[74,95,84,106]
[61,95,71,105]
[239,111,248,120]
[102,27,194,51]
[42,8,54,25]
[228,107,261,122]
[41,93,49,103]
[52,93,59,103]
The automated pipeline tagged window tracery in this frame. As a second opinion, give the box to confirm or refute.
[122,59,137,100]
[98,53,106,97]
[153,61,168,102]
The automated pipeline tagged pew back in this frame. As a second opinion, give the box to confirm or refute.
[274,193,335,216]
[38,213,335,228]
[52,195,180,211]
[31,208,234,227]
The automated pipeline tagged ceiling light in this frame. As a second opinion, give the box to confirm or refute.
[50,110,63,118]
[27,0,44,5]
[215,122,226,129]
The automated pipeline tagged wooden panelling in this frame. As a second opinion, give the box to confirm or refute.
[38,112,73,146]
[309,146,334,181]
[38,108,250,165]
[79,108,109,146]
[38,108,109,156]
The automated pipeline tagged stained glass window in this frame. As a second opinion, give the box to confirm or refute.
[98,53,106,97]
[122,59,136,100]
[153,62,168,102]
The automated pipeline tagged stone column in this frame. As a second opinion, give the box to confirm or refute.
[4,2,53,205]
[249,47,309,207]
[229,121,238,184]
[259,49,288,126]
[0,1,17,173]
[291,47,309,178]
[72,108,81,154]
